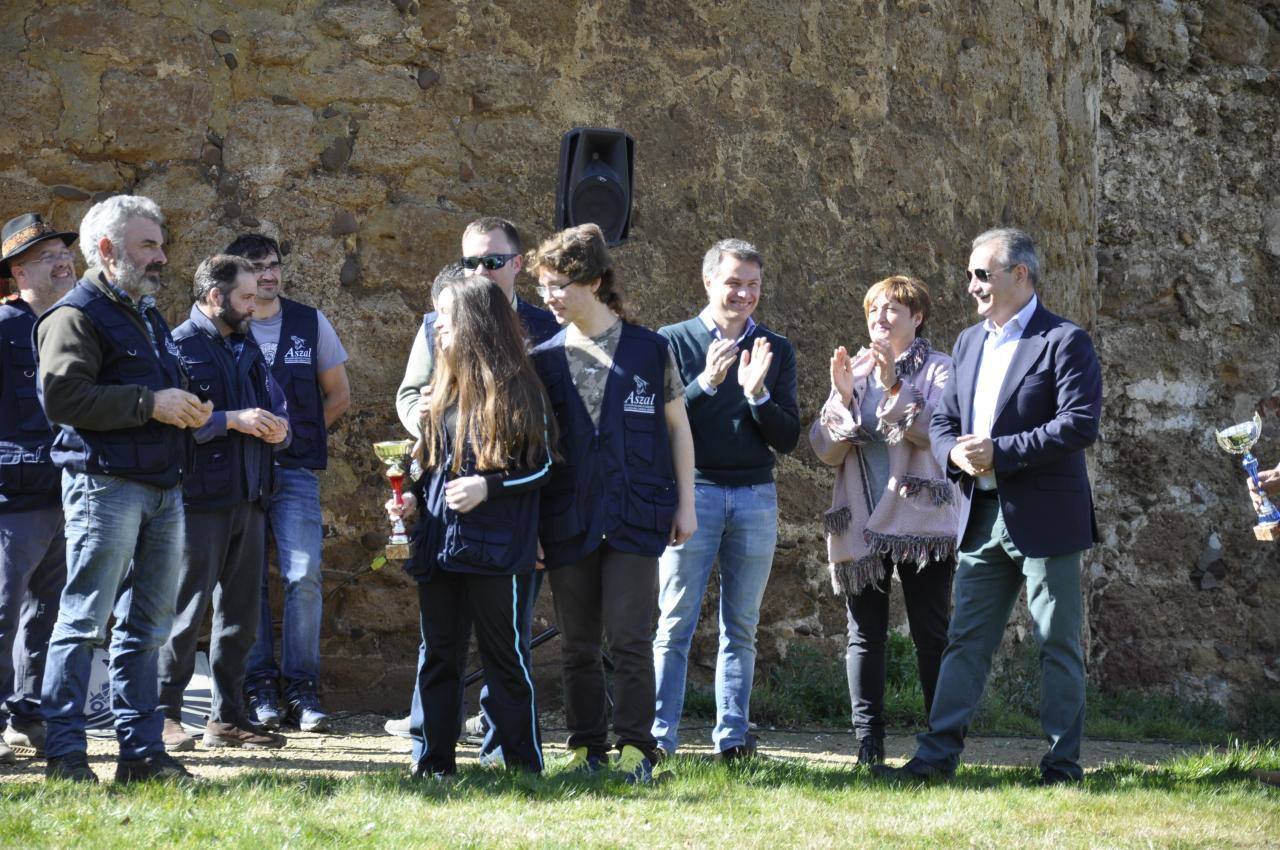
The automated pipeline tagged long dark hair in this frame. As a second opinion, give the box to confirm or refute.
[422,278,555,473]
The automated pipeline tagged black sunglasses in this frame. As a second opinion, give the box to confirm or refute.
[461,253,519,271]
[965,264,1016,283]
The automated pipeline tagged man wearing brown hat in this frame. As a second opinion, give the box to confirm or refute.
[0,214,76,766]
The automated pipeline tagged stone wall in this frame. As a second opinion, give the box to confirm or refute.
[3,0,1102,713]
[1093,0,1280,716]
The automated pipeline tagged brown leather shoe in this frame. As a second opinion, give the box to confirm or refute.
[162,718,196,752]
[202,720,286,749]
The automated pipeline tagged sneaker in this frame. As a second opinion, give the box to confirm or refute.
[463,712,488,744]
[202,720,286,749]
[616,744,654,785]
[45,751,98,783]
[384,714,412,738]
[0,738,14,765]
[162,718,196,753]
[287,684,330,733]
[870,757,954,783]
[477,745,505,769]
[246,682,283,731]
[563,746,606,775]
[855,736,885,767]
[4,718,46,756]
[115,751,194,784]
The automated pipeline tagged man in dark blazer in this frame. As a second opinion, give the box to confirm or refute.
[874,227,1102,785]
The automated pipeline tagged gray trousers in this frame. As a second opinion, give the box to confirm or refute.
[548,542,660,760]
[914,495,1086,779]
[0,507,66,724]
[158,502,266,726]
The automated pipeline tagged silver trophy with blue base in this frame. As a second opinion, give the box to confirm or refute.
[1214,413,1280,541]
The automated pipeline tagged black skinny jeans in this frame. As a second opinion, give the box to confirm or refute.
[845,555,954,741]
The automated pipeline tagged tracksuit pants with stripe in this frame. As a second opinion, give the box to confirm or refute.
[412,569,542,774]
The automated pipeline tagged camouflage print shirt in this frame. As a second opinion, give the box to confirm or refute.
[565,319,684,427]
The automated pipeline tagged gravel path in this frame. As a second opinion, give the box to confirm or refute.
[0,714,1203,783]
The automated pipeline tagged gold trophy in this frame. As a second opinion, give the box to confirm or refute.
[373,439,416,559]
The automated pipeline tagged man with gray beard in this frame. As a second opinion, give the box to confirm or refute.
[35,195,212,783]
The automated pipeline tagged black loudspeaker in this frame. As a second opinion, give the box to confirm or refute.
[554,127,635,246]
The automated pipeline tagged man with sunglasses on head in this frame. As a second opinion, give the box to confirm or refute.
[225,234,350,736]
[0,214,77,766]
[874,227,1102,787]
[389,218,557,744]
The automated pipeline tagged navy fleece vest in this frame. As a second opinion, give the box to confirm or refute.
[38,280,189,487]
[532,322,677,566]
[0,300,58,511]
[270,298,327,470]
[173,320,276,509]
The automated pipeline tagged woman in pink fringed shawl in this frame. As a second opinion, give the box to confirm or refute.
[808,275,963,768]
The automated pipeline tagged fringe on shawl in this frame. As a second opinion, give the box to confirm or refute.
[896,475,955,506]
[878,338,932,445]
[830,555,884,596]
[863,530,958,568]
[824,505,852,536]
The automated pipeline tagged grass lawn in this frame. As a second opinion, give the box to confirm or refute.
[2,744,1277,849]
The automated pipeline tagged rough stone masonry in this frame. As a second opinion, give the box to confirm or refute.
[0,0,1273,720]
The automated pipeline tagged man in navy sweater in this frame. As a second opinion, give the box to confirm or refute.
[652,239,800,760]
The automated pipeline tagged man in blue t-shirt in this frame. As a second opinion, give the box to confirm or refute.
[227,234,350,734]
[652,239,800,761]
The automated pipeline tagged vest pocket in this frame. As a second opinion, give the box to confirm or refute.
[15,386,49,433]
[187,448,230,499]
[540,467,582,542]
[444,516,514,571]
[624,472,678,532]
[0,453,56,495]
[624,416,656,466]
[96,434,168,474]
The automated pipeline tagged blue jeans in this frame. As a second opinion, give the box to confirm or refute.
[41,472,184,760]
[914,496,1086,779]
[246,466,323,693]
[0,507,66,725]
[652,481,778,753]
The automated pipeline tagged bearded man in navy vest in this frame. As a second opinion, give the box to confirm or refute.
[226,234,350,734]
[0,213,77,766]
[388,218,558,742]
[651,239,800,760]
[157,254,291,753]
[36,195,213,783]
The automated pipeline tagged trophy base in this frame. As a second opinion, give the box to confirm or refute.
[1254,522,1280,542]
[385,542,412,560]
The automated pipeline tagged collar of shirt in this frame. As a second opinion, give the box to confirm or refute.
[698,306,756,344]
[981,294,1038,344]
[510,291,519,310]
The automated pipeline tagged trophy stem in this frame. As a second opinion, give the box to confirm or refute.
[1242,452,1280,525]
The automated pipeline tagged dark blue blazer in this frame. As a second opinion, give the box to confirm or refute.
[930,301,1102,558]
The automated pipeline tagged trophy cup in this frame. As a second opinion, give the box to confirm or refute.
[373,439,416,559]
[1214,413,1280,541]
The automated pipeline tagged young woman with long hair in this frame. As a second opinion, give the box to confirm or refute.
[387,275,554,779]
[527,224,697,784]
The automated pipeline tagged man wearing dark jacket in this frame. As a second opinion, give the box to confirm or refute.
[36,195,212,783]
[652,239,800,760]
[0,213,77,764]
[157,255,290,753]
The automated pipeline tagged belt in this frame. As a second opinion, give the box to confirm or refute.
[972,488,1000,500]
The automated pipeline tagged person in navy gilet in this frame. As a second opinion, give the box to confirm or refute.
[224,234,350,734]
[386,276,552,779]
[389,217,557,743]
[36,195,212,784]
[0,213,77,765]
[157,255,291,753]
[528,224,697,784]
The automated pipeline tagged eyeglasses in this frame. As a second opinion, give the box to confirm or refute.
[250,260,283,274]
[17,249,75,266]
[536,284,570,299]
[461,253,518,272]
[965,265,1016,283]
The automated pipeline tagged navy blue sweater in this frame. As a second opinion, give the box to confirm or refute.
[658,317,800,486]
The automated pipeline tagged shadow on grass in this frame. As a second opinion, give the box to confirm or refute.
[7,745,1276,803]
